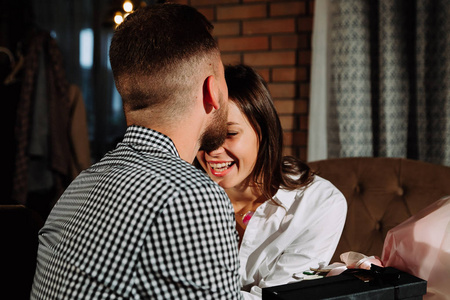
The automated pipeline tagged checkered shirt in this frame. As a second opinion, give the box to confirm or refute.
[31,125,242,299]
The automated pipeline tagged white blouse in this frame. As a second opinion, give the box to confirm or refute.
[239,175,347,299]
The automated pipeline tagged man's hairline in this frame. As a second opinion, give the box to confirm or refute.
[121,49,222,121]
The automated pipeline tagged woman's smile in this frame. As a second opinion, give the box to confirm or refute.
[208,161,235,177]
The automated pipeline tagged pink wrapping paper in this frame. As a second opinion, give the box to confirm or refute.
[382,196,450,300]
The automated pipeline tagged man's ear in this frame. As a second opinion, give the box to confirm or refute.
[203,75,220,112]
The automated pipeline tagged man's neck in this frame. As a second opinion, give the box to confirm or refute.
[128,117,204,164]
[165,128,201,163]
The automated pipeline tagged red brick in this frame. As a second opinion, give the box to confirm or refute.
[274,100,295,114]
[282,146,294,157]
[197,7,214,21]
[243,18,296,34]
[299,83,310,98]
[255,68,270,83]
[280,115,296,130]
[212,21,240,36]
[295,131,308,146]
[268,83,297,98]
[274,99,308,114]
[244,51,296,66]
[169,0,188,4]
[270,2,306,17]
[297,33,311,49]
[271,35,298,50]
[191,0,238,5]
[218,36,269,51]
[298,50,311,65]
[309,0,315,15]
[298,146,307,161]
[270,34,311,51]
[295,99,308,114]
[217,4,267,20]
[272,67,308,82]
[299,115,309,130]
[298,16,313,32]
[283,132,293,146]
[221,53,241,65]
[284,131,307,146]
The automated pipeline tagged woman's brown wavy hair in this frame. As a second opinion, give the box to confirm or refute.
[224,64,314,199]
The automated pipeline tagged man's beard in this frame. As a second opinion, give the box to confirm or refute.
[199,94,228,153]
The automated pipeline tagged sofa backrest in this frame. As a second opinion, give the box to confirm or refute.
[308,157,450,263]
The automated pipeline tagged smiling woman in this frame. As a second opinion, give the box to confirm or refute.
[203,101,259,186]
[195,64,348,299]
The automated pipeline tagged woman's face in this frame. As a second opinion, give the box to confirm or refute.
[196,101,259,190]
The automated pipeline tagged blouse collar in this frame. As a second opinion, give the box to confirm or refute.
[271,187,301,211]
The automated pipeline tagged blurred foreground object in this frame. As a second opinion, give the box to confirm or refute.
[382,196,450,300]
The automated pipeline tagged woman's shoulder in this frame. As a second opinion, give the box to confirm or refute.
[306,175,345,199]
[302,176,347,216]
[284,172,341,194]
[276,174,346,210]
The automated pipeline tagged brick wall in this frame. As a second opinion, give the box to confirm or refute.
[171,0,314,161]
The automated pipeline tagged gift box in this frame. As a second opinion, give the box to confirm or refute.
[262,267,427,300]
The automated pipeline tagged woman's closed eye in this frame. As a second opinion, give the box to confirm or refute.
[227,131,238,137]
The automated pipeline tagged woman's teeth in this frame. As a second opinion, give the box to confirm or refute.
[209,162,233,172]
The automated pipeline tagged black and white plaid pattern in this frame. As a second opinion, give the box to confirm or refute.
[31,125,242,299]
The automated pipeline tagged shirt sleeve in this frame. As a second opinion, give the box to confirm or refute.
[252,179,347,295]
[134,182,243,300]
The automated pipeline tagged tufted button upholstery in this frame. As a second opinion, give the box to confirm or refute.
[308,157,450,263]
[354,184,361,194]
[374,221,381,232]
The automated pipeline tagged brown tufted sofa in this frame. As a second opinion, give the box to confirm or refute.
[308,157,450,263]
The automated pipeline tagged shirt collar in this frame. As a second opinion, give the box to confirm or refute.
[122,125,179,157]
[271,187,301,211]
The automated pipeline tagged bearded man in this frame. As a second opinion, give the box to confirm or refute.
[31,4,242,299]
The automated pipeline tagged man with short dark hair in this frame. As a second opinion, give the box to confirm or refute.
[31,4,242,299]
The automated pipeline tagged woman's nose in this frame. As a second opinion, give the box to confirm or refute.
[207,145,225,156]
